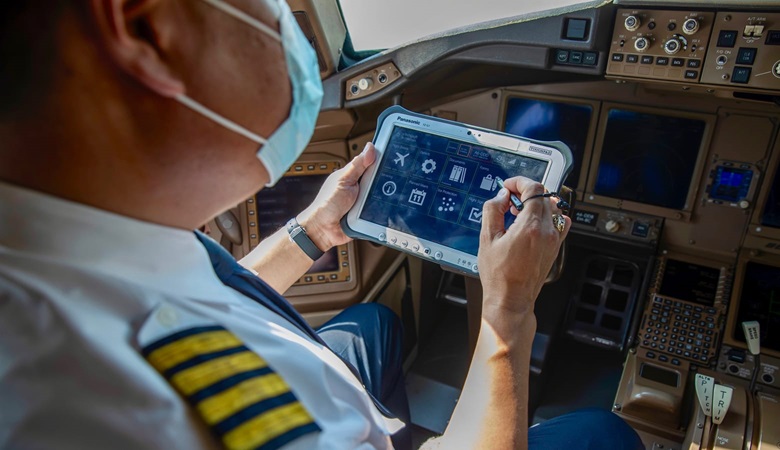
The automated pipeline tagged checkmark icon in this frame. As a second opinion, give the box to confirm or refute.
[468,207,483,224]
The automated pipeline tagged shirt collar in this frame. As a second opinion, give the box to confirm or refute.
[0,181,235,301]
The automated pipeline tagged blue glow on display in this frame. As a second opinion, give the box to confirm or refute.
[504,98,592,188]
[710,166,753,202]
[594,109,706,210]
[360,126,549,256]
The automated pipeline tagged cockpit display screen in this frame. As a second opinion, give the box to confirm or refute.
[256,175,339,274]
[761,165,780,229]
[359,126,549,256]
[734,261,780,352]
[658,259,720,306]
[710,166,753,202]
[594,109,706,210]
[504,97,592,188]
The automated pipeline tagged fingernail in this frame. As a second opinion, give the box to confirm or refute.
[498,188,508,198]
[362,143,371,153]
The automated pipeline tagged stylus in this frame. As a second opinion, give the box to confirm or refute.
[495,178,524,211]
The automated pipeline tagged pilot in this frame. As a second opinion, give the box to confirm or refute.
[0,0,644,449]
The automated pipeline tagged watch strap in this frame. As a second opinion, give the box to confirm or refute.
[286,218,324,261]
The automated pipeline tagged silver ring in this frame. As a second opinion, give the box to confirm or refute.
[552,214,566,233]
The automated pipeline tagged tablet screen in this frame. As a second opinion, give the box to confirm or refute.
[359,126,549,256]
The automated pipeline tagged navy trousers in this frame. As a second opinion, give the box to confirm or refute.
[319,304,643,450]
[317,303,413,450]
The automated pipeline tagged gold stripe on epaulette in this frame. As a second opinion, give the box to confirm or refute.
[146,330,242,372]
[171,351,267,396]
[197,373,290,425]
[222,402,315,450]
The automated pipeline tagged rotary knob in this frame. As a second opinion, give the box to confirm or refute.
[605,220,621,233]
[357,77,373,91]
[682,18,699,35]
[634,37,650,52]
[664,38,682,55]
[625,15,641,32]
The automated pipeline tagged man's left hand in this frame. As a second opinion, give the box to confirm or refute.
[297,143,376,252]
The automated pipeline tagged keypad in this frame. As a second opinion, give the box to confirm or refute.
[640,296,718,364]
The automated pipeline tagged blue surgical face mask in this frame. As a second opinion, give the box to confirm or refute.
[176,0,324,186]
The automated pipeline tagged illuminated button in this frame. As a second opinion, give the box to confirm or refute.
[317,275,326,281]
[330,274,338,280]
[307,165,315,170]
[434,251,443,261]
[304,276,313,282]
[736,47,757,65]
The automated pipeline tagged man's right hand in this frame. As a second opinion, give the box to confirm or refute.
[477,176,571,318]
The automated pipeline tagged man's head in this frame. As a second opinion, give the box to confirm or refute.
[0,0,319,228]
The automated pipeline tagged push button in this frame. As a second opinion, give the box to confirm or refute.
[626,54,639,63]
[656,57,669,65]
[641,55,654,64]
[555,49,569,64]
[717,30,738,48]
[671,58,685,67]
[684,70,699,79]
[583,52,598,65]
[569,51,583,64]
[731,66,751,83]
[736,47,757,65]
[687,59,701,68]
[611,53,624,62]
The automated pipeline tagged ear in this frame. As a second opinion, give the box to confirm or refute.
[89,0,185,97]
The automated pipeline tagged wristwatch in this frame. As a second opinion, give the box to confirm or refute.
[286,217,324,261]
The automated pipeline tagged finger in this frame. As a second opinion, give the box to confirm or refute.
[480,188,510,240]
[500,176,546,216]
[340,143,377,184]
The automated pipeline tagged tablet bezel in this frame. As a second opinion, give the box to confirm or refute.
[345,108,570,274]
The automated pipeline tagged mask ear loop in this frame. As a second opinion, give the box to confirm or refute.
[175,95,268,146]
[198,0,282,41]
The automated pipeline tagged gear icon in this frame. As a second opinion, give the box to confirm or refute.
[421,159,437,174]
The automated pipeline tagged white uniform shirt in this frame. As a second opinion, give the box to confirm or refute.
[0,182,395,450]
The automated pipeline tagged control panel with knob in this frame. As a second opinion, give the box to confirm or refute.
[570,205,663,243]
[717,345,780,390]
[345,62,402,101]
[607,9,714,83]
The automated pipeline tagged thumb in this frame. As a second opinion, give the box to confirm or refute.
[481,188,510,241]
[341,143,377,184]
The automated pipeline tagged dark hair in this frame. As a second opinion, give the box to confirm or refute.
[0,2,68,119]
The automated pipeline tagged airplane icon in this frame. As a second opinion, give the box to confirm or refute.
[394,152,409,166]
